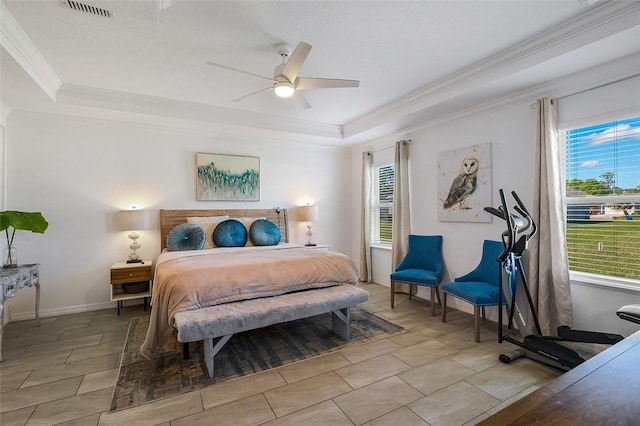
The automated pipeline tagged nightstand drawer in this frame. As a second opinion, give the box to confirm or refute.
[111,266,152,284]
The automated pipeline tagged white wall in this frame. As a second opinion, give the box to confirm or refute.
[352,77,640,336]
[571,283,640,337]
[0,124,5,210]
[1,104,8,209]
[352,103,536,320]
[4,111,352,319]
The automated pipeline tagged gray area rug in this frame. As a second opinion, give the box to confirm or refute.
[110,307,405,412]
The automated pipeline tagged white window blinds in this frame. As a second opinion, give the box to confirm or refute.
[371,164,394,246]
[563,115,640,281]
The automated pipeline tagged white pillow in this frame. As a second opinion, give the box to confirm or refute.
[231,217,266,246]
[186,216,229,249]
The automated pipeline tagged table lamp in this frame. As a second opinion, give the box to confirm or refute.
[297,204,319,246]
[119,208,150,263]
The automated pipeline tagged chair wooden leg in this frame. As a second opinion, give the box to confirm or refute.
[408,284,413,301]
[390,281,395,308]
[430,287,436,316]
[436,287,442,306]
[441,292,448,322]
[482,306,486,320]
[474,306,481,343]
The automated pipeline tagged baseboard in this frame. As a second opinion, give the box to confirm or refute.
[7,299,145,322]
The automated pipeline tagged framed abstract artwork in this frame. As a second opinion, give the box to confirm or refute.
[437,142,492,222]
[196,153,260,201]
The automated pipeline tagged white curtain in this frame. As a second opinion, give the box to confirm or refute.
[391,140,411,292]
[529,98,573,335]
[359,152,373,282]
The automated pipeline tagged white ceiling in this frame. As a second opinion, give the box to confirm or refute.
[1,0,640,145]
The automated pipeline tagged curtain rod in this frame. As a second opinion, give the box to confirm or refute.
[370,140,412,153]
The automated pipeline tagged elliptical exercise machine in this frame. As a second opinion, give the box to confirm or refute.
[485,189,623,371]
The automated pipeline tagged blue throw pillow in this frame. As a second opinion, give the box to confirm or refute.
[166,223,206,251]
[213,219,248,247]
[249,219,281,246]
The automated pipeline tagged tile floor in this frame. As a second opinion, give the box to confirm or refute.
[0,283,565,425]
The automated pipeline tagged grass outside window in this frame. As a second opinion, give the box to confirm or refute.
[566,218,640,280]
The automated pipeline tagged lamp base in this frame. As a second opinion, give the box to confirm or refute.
[305,243,317,247]
[126,259,144,264]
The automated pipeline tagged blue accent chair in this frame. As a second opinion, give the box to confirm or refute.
[390,235,444,316]
[440,240,504,342]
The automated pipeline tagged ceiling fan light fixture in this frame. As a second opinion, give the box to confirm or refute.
[274,82,295,98]
[206,41,359,108]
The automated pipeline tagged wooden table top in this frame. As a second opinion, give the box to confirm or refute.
[480,329,640,425]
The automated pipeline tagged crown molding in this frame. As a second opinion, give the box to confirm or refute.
[0,2,61,101]
[56,84,344,139]
[10,107,351,153]
[408,52,640,137]
[351,51,640,149]
[4,0,637,145]
[0,1,341,139]
[56,49,639,150]
[343,1,640,139]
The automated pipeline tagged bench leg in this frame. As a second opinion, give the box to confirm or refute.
[203,334,233,379]
[183,342,189,359]
[332,308,351,340]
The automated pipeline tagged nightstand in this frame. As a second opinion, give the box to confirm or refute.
[110,261,153,315]
[304,244,329,251]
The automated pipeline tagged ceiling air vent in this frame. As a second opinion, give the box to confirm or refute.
[59,0,113,18]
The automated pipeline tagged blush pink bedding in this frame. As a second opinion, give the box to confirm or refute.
[141,244,359,357]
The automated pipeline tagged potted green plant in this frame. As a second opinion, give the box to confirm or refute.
[0,211,49,268]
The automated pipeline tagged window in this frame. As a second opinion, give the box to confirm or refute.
[563,115,640,281]
[371,164,394,246]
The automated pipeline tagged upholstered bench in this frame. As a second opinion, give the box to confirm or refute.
[173,284,369,379]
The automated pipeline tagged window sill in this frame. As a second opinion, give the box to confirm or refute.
[370,243,392,251]
[570,271,640,294]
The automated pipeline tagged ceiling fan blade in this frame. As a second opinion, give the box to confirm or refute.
[280,42,312,83]
[291,92,311,110]
[232,86,273,103]
[295,77,360,90]
[206,61,274,82]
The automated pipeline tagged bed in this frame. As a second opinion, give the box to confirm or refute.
[141,208,369,378]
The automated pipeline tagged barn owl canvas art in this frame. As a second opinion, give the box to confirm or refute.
[437,143,492,222]
[443,157,479,209]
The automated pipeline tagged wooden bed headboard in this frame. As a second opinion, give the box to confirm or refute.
[160,208,289,250]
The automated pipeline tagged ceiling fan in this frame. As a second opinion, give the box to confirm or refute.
[206,42,359,109]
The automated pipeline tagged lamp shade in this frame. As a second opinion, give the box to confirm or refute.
[297,204,319,222]
[119,209,150,231]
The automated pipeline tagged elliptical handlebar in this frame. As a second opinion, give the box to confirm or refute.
[484,206,506,220]
[484,189,538,260]
[485,190,508,260]
[511,190,537,242]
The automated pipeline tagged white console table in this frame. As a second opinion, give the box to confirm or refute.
[0,264,40,362]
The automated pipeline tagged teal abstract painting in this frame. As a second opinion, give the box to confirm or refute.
[196,153,260,201]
